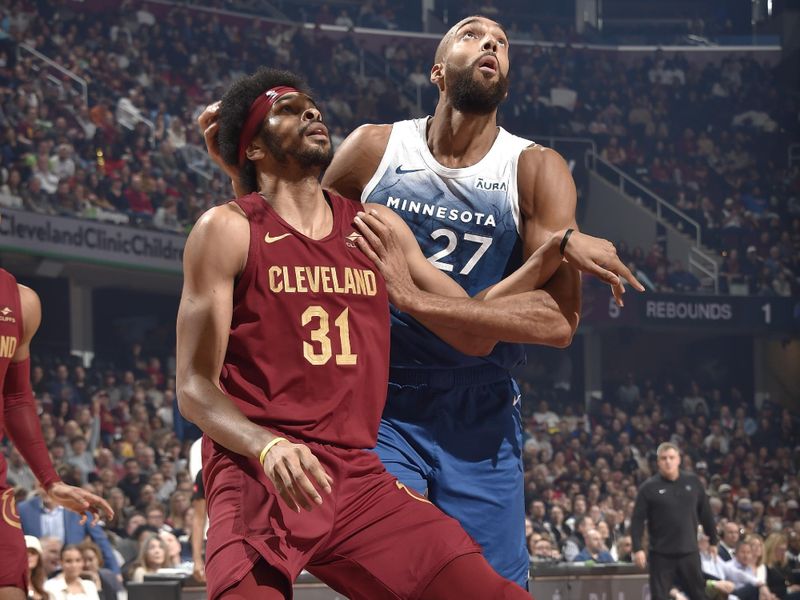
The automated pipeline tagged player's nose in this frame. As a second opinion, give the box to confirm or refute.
[481,36,498,53]
[303,107,322,122]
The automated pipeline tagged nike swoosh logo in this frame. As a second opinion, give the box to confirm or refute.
[264,232,292,244]
[395,165,425,175]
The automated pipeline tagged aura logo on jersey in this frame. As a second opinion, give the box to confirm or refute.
[475,177,508,191]
[385,196,497,228]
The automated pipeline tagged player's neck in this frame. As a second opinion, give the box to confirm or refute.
[256,172,333,239]
[427,102,498,168]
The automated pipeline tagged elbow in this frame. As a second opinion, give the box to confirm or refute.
[544,317,578,349]
[460,339,497,357]
[176,377,199,424]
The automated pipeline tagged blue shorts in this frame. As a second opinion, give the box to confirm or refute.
[373,365,529,588]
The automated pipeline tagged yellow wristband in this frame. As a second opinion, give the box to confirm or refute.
[259,437,287,466]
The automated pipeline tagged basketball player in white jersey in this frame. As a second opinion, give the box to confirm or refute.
[320,15,599,588]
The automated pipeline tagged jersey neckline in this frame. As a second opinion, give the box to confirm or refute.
[257,190,342,244]
[414,117,507,179]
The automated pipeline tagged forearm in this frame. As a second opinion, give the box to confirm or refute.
[4,358,60,489]
[475,232,563,301]
[405,263,580,349]
[178,375,276,460]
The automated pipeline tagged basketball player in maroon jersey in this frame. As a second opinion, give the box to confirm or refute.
[177,68,640,600]
[0,267,113,600]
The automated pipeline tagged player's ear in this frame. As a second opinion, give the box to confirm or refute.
[245,140,266,162]
[430,62,444,90]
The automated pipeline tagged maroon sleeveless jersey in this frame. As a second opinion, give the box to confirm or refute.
[219,191,390,449]
[0,269,23,488]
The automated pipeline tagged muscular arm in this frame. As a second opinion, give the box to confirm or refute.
[175,204,276,460]
[322,124,390,201]
[3,285,61,490]
[355,205,575,354]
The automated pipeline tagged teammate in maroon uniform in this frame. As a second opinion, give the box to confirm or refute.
[0,267,113,600]
[177,68,640,600]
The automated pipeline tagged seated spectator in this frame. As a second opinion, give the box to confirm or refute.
[25,535,48,600]
[129,533,169,582]
[563,515,593,562]
[573,528,615,563]
[531,537,559,564]
[18,491,121,576]
[78,540,122,600]
[720,521,742,561]
[764,533,800,600]
[44,544,100,600]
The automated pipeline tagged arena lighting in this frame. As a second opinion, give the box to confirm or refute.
[767,0,773,15]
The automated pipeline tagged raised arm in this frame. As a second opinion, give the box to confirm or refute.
[176,204,332,512]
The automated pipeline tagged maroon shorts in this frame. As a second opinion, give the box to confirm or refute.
[202,439,481,600]
[0,488,27,591]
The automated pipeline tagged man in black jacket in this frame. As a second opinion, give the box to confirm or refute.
[631,442,719,600]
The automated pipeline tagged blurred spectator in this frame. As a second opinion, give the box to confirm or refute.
[18,492,121,575]
[573,529,615,563]
[44,544,100,600]
[129,533,169,582]
[25,535,48,600]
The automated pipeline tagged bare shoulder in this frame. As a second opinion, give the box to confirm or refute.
[17,283,41,343]
[341,123,393,154]
[518,145,570,180]
[518,145,576,220]
[190,202,248,241]
[323,124,393,199]
[185,202,249,276]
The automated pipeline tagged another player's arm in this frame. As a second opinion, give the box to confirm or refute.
[321,124,391,200]
[4,285,113,524]
[176,205,332,512]
[354,149,642,354]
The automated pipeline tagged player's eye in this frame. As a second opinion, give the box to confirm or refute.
[463,31,476,39]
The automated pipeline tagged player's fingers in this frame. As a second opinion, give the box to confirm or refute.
[281,458,314,511]
[354,236,382,267]
[300,453,333,495]
[591,263,620,287]
[286,457,323,507]
[197,102,221,130]
[612,281,624,307]
[617,260,645,292]
[272,462,301,512]
[365,209,394,245]
[354,215,386,256]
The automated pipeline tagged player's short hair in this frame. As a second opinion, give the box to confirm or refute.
[656,442,680,456]
[217,68,310,194]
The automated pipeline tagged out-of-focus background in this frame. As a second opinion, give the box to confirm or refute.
[0,0,798,597]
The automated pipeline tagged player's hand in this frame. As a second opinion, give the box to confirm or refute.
[353,209,417,311]
[261,440,334,512]
[559,230,645,306]
[46,482,114,526]
[633,550,647,569]
[197,101,240,182]
[709,544,718,557]
[192,557,206,583]
[714,581,735,594]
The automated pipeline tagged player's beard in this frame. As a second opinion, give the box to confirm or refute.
[265,129,333,169]
[445,60,508,115]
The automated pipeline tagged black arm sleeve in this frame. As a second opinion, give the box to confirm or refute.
[631,485,648,552]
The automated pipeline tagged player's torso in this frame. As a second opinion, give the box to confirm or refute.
[362,118,534,370]
[0,269,22,485]
[221,192,389,448]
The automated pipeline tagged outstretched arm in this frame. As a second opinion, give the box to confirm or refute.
[176,204,332,512]
[4,285,113,524]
